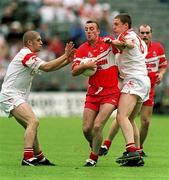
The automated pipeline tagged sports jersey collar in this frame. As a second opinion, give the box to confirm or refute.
[23,46,37,54]
[23,46,32,52]
[87,37,101,47]
[122,28,134,35]
[147,41,152,48]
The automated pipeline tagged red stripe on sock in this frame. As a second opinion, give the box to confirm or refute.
[126,143,137,152]
[34,151,45,161]
[24,148,34,160]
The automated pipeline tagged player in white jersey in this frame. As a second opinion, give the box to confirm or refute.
[103,14,150,166]
[99,25,167,158]
[0,31,75,166]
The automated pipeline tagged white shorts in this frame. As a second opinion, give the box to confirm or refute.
[121,76,150,102]
[0,94,26,117]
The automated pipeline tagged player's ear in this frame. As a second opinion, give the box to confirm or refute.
[27,40,32,46]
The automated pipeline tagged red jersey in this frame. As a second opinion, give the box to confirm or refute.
[146,41,167,86]
[143,41,167,106]
[72,37,119,96]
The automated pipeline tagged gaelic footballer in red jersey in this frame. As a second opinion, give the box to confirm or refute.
[138,24,167,155]
[72,20,120,167]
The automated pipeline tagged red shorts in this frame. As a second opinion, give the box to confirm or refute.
[143,85,155,106]
[84,92,120,112]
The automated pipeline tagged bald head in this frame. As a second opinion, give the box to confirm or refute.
[23,30,42,52]
[139,24,152,45]
[23,31,40,46]
[139,24,152,33]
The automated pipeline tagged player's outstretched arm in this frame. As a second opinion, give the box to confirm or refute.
[103,37,134,50]
[39,42,75,72]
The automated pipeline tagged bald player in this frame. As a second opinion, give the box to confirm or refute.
[0,31,75,166]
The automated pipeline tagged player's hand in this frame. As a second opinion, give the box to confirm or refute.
[84,58,97,70]
[155,73,163,84]
[112,39,124,46]
[65,42,75,60]
[103,37,113,44]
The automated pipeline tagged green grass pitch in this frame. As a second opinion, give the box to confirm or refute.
[0,115,169,180]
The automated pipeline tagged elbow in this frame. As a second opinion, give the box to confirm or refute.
[41,63,53,72]
[72,71,77,76]
[42,67,51,72]
[71,70,79,76]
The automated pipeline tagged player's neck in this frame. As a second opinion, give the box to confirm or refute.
[88,38,99,47]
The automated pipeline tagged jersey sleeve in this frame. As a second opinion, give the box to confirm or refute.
[72,46,87,70]
[158,43,168,69]
[22,53,45,72]
[107,35,119,54]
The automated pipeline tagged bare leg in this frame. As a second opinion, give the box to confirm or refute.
[92,103,115,154]
[11,103,39,148]
[83,108,97,145]
[14,114,41,154]
[117,93,138,144]
[107,118,119,142]
[140,105,153,146]
[129,101,143,148]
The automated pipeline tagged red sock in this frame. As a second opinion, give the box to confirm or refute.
[103,140,112,149]
[34,151,45,161]
[126,143,137,152]
[24,148,34,160]
[89,152,98,162]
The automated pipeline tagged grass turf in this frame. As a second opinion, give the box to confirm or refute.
[0,115,169,180]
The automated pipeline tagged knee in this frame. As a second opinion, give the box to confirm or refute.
[93,124,102,135]
[116,113,123,125]
[34,119,39,128]
[141,117,150,127]
[83,125,92,135]
[28,118,39,129]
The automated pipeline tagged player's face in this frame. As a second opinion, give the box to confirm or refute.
[84,23,100,43]
[113,18,128,35]
[31,35,43,52]
[139,26,152,45]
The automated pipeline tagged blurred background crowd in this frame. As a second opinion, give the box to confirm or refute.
[0,0,169,114]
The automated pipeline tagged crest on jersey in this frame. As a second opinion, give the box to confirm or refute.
[100,47,104,53]
[153,51,157,57]
[88,52,93,57]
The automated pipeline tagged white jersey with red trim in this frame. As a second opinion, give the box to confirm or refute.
[116,30,148,78]
[0,47,45,99]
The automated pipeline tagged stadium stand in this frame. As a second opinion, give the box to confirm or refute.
[0,0,169,113]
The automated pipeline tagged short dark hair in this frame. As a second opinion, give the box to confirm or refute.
[114,13,132,29]
[85,20,100,29]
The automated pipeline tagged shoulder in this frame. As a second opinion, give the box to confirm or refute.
[77,42,88,50]
[103,35,116,40]
[151,41,164,49]
[19,47,33,55]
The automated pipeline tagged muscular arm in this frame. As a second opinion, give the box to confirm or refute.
[156,67,167,84]
[103,37,134,51]
[72,60,97,76]
[39,42,75,72]
[39,54,68,72]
